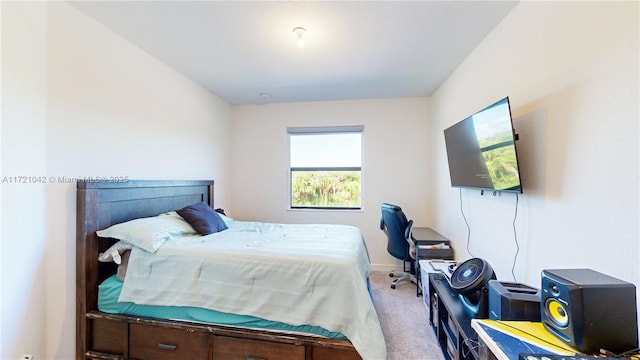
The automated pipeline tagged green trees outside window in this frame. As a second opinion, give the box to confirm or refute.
[291,170,361,208]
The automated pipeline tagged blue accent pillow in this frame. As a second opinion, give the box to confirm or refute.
[177,202,228,235]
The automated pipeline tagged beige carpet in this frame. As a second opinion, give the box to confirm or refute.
[369,271,446,360]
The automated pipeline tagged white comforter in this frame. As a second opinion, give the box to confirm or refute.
[119,221,386,360]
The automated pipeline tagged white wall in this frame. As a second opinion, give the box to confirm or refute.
[1,3,49,359]
[3,2,637,358]
[429,0,639,303]
[231,98,430,269]
[1,2,232,359]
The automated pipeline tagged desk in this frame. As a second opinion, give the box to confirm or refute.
[412,227,449,243]
[413,227,454,296]
[471,320,579,360]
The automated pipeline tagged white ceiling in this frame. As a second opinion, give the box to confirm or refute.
[69,1,517,105]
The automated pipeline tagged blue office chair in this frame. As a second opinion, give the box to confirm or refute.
[380,203,416,289]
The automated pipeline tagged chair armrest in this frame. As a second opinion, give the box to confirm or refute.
[405,220,416,259]
[404,220,413,240]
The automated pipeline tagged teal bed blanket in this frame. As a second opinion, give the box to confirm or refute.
[98,274,347,339]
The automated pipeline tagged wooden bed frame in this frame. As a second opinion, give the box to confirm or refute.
[76,180,362,360]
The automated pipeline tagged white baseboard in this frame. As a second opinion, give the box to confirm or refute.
[370,264,400,272]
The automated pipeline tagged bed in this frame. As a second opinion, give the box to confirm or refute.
[76,180,385,360]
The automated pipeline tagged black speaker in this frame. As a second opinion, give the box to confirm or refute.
[541,269,638,354]
[450,258,496,318]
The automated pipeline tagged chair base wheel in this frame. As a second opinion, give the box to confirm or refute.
[390,284,396,289]
[389,273,394,278]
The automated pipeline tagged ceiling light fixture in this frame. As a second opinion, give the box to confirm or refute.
[292,26,306,48]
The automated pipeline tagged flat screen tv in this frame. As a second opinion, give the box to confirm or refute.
[444,97,522,193]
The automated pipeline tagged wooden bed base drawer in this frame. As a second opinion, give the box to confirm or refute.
[212,335,305,360]
[89,318,127,356]
[129,323,210,360]
[312,346,362,360]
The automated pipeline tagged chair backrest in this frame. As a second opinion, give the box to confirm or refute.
[380,203,413,261]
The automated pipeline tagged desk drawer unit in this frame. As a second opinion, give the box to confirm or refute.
[129,323,210,360]
[417,241,454,260]
[414,227,454,297]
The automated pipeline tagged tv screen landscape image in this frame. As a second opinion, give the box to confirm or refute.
[444,97,522,193]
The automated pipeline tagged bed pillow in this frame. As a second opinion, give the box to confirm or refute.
[217,213,234,226]
[177,202,228,235]
[96,212,196,253]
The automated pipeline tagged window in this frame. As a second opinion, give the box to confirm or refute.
[288,126,363,210]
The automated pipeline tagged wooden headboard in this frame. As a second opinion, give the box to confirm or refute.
[76,180,214,358]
